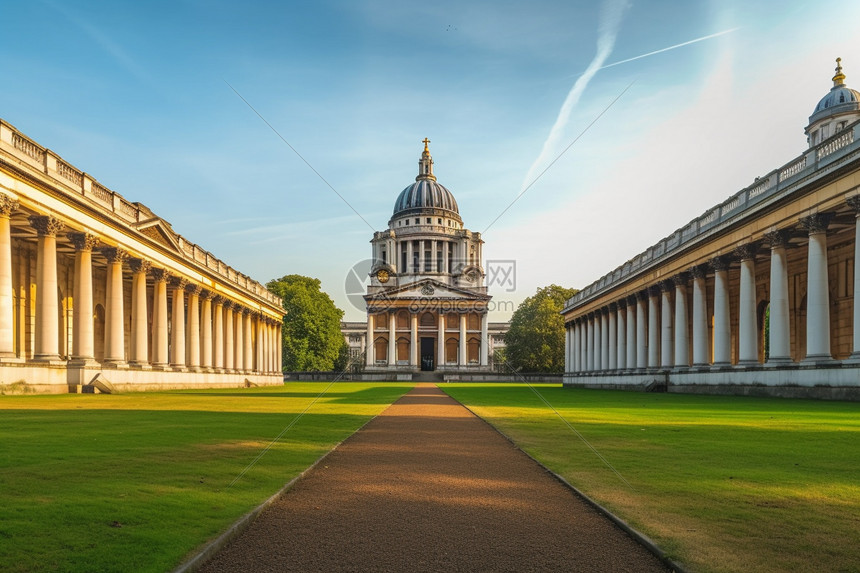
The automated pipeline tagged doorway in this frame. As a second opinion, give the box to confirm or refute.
[420,337,435,371]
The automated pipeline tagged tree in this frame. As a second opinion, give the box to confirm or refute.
[266,275,347,371]
[504,284,578,373]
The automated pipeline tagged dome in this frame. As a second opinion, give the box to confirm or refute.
[393,179,460,216]
[809,58,860,124]
[391,139,462,221]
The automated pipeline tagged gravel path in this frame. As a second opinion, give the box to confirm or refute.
[197,384,672,572]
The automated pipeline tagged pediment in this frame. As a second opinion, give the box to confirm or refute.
[134,217,181,252]
[366,278,489,302]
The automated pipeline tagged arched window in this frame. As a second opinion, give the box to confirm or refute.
[420,312,436,328]
[467,313,480,331]
[467,336,480,363]
[397,337,409,361]
[374,336,387,363]
[396,311,410,330]
[446,337,458,364]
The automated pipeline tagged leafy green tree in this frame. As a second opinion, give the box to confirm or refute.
[266,275,347,371]
[504,284,578,373]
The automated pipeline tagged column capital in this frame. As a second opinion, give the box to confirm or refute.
[659,280,673,293]
[649,284,663,297]
[764,229,791,248]
[67,232,99,251]
[185,283,202,296]
[689,264,707,279]
[0,194,19,217]
[733,243,757,261]
[635,290,648,302]
[799,212,833,234]
[672,273,689,287]
[239,306,251,315]
[609,302,618,312]
[100,246,129,264]
[151,267,171,283]
[128,258,151,274]
[847,194,860,213]
[200,289,216,300]
[709,255,730,272]
[169,276,188,290]
[617,298,627,309]
[29,215,64,237]
[212,295,226,306]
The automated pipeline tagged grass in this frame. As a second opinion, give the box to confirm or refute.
[0,383,412,573]
[440,384,860,573]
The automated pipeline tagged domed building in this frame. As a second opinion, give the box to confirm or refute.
[806,58,860,146]
[363,140,492,374]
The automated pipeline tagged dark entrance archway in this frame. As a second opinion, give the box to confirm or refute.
[420,337,435,371]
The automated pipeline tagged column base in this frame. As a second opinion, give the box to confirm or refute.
[801,354,835,366]
[101,360,129,369]
[843,352,860,364]
[32,355,66,366]
[150,363,172,371]
[737,360,761,368]
[128,361,152,370]
[710,362,734,371]
[0,355,24,364]
[67,358,99,368]
[765,357,794,367]
[170,365,189,372]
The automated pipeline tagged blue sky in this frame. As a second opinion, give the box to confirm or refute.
[3,0,860,320]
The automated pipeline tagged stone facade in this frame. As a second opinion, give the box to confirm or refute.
[561,60,860,394]
[0,119,284,393]
[363,141,494,373]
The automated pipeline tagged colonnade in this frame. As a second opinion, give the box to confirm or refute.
[565,205,858,373]
[0,199,283,374]
[364,310,489,368]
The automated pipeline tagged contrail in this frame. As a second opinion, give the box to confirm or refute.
[600,27,739,70]
[521,0,628,191]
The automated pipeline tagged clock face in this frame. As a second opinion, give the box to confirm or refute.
[377,269,390,283]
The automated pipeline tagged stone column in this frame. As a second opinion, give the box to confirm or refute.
[572,320,580,373]
[616,301,626,370]
[128,258,150,367]
[224,303,236,371]
[419,240,425,272]
[564,323,571,372]
[276,323,283,373]
[255,314,264,372]
[850,197,860,359]
[101,247,128,367]
[30,215,64,361]
[801,214,833,361]
[201,291,214,370]
[673,274,689,368]
[234,306,244,372]
[437,312,445,367]
[660,281,673,368]
[366,313,375,366]
[710,257,731,366]
[626,296,637,369]
[186,284,201,370]
[648,287,660,368]
[243,309,253,373]
[636,292,647,369]
[600,309,609,370]
[607,304,617,370]
[442,242,449,274]
[410,312,419,367]
[431,239,438,272]
[593,312,601,370]
[151,269,170,367]
[691,266,709,366]
[407,242,414,273]
[480,312,489,366]
[0,196,18,358]
[170,277,187,369]
[213,297,224,370]
[459,313,467,365]
[585,314,594,371]
[388,312,396,365]
[735,244,758,365]
[765,231,791,364]
[68,232,98,363]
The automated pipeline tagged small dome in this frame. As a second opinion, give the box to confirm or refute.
[391,139,462,221]
[809,58,860,124]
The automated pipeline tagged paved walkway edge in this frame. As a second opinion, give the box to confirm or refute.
[452,399,691,573]
[171,410,388,573]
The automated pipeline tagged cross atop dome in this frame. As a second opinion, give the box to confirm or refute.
[417,137,436,181]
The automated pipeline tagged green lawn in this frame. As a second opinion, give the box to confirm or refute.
[441,384,860,573]
[0,383,412,573]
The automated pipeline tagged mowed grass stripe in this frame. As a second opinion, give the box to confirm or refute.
[440,384,860,573]
[0,383,413,573]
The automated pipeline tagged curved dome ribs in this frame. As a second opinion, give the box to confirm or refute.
[391,142,462,221]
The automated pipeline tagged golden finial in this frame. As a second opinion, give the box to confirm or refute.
[422,137,430,153]
[833,57,846,87]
